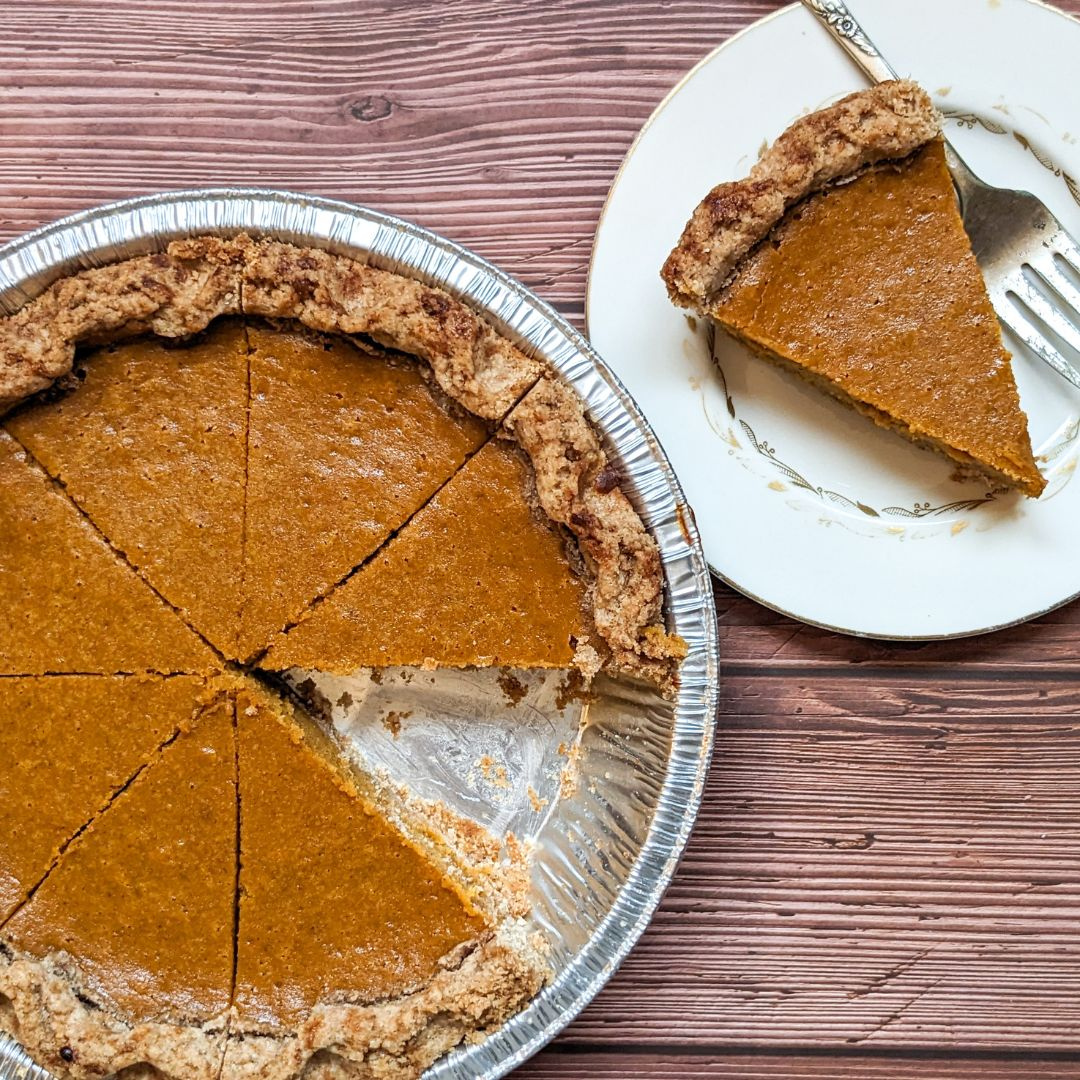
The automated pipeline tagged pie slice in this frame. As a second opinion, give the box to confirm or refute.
[661,80,1045,498]
[5,320,250,656]
[0,695,236,1080]
[263,437,590,673]
[0,675,210,922]
[224,686,544,1078]
[239,324,488,659]
[0,431,218,674]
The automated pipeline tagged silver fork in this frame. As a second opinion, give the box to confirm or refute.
[802,0,1080,392]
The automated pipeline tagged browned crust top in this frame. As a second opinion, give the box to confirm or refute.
[0,235,541,421]
[220,922,546,1080]
[661,80,940,312]
[0,236,245,414]
[238,239,543,420]
[505,377,687,689]
[0,948,228,1080]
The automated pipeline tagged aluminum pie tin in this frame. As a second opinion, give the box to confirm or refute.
[0,190,719,1080]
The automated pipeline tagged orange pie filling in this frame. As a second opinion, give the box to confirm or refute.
[0,697,237,1080]
[232,689,488,1033]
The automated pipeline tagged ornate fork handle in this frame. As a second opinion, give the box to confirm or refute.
[801,0,899,84]
[800,0,981,192]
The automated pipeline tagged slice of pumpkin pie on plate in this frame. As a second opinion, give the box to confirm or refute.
[662,79,1045,498]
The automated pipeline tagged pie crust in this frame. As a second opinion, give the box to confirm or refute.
[661,79,939,309]
[0,950,227,1080]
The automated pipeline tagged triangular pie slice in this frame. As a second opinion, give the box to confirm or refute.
[239,324,488,659]
[263,437,590,674]
[0,431,218,674]
[0,695,236,1080]
[661,80,1045,498]
[5,320,250,656]
[224,686,544,1078]
[0,674,210,922]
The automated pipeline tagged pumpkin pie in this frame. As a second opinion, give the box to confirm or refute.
[0,430,217,674]
[0,233,683,1079]
[224,686,543,1079]
[0,674,210,922]
[0,695,236,1080]
[662,80,1045,498]
[6,321,250,656]
[239,324,487,659]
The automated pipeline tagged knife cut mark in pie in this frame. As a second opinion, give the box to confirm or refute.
[223,686,543,1079]
[662,80,1045,498]
[6,321,250,657]
[239,324,488,659]
[0,696,237,1080]
[265,437,590,674]
[0,234,684,1080]
[0,675,211,923]
[0,431,219,675]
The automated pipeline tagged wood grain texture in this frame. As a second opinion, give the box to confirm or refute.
[0,0,777,324]
[515,1051,1080,1078]
[563,676,1080,1050]
[716,578,1080,671]
[5,1,1080,1077]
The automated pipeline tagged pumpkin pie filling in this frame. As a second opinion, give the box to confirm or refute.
[0,675,210,922]
[222,684,544,1080]
[0,696,237,1080]
[6,321,250,657]
[662,80,1045,498]
[266,438,590,674]
[240,324,488,659]
[0,235,680,1079]
[233,689,486,1030]
[0,431,218,675]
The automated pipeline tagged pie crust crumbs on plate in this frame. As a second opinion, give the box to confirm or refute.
[0,234,687,1079]
[661,79,1045,498]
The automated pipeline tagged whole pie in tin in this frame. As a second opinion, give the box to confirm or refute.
[0,235,686,1079]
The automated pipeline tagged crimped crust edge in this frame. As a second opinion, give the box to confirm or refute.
[661,80,941,312]
[505,377,687,690]
[0,947,228,1080]
[220,920,546,1080]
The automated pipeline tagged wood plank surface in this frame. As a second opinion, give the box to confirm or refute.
[515,1051,1080,1079]
[4,1,1080,1076]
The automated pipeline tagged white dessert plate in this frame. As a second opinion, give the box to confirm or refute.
[588,0,1080,639]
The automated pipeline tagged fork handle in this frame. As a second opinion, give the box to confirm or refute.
[799,0,984,194]
[800,1,899,84]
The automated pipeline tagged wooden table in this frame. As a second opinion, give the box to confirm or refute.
[5,2,1080,1075]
